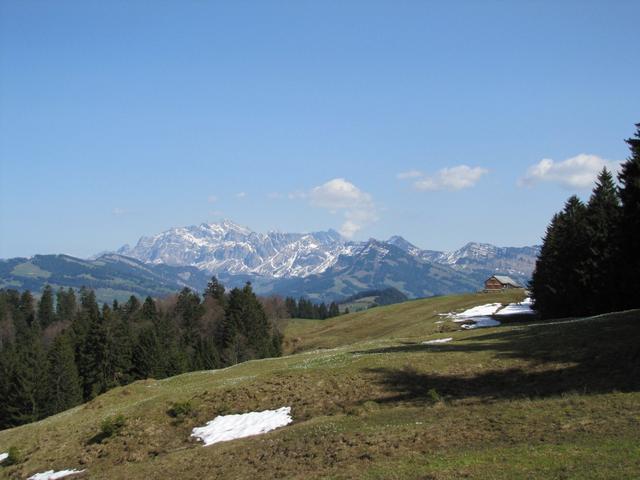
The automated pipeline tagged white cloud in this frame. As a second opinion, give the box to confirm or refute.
[287,190,307,200]
[398,165,488,191]
[519,154,621,189]
[235,192,247,199]
[207,195,218,203]
[307,178,378,238]
[396,170,423,180]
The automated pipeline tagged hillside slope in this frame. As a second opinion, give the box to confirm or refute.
[0,254,210,303]
[1,292,639,479]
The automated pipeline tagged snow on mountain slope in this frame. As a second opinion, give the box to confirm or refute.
[118,220,348,278]
[116,221,539,284]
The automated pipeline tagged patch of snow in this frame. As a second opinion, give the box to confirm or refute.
[461,317,501,329]
[0,452,7,463]
[495,297,535,316]
[191,406,293,446]
[27,470,85,480]
[422,337,453,345]
[453,303,501,320]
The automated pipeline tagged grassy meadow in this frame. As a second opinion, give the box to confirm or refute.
[1,289,639,479]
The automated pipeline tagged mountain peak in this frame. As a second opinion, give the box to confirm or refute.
[387,235,418,252]
[109,219,539,287]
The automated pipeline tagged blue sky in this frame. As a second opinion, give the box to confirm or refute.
[1,1,638,258]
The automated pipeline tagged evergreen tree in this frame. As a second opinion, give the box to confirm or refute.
[328,302,340,317]
[45,333,82,416]
[531,196,589,318]
[176,288,204,352]
[531,213,564,318]
[0,343,17,429]
[284,297,298,318]
[584,168,620,314]
[37,285,55,328]
[132,326,163,379]
[239,282,271,358]
[191,337,219,371]
[78,311,111,399]
[141,296,158,322]
[56,287,77,322]
[5,317,47,424]
[104,305,133,386]
[124,295,141,319]
[155,312,188,377]
[617,123,640,309]
[19,291,35,325]
[204,276,226,305]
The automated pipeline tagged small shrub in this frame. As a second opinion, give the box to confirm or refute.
[90,414,127,443]
[102,414,126,436]
[427,388,443,404]
[2,446,22,466]
[167,400,193,418]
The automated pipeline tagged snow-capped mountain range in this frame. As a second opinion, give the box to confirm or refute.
[117,219,539,286]
[1,219,540,303]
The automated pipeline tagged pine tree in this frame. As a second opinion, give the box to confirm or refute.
[56,287,77,322]
[4,317,47,425]
[191,337,219,371]
[19,291,35,326]
[617,123,640,309]
[204,276,226,305]
[285,297,298,318]
[132,326,163,379]
[141,296,158,322]
[584,168,620,314]
[0,343,17,429]
[531,213,564,318]
[45,333,82,416]
[176,288,204,348]
[531,196,589,318]
[37,285,55,328]
[78,310,111,399]
[218,287,243,365]
[155,313,188,377]
[124,295,141,319]
[104,305,133,386]
[328,302,340,318]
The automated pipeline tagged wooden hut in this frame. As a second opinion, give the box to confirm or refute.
[484,275,521,291]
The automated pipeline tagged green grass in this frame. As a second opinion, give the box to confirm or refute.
[1,290,639,479]
[10,262,51,279]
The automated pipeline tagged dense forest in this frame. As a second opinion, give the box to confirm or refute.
[283,297,342,319]
[531,123,640,318]
[0,278,301,429]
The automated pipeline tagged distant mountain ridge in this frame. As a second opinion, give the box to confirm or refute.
[118,219,539,285]
[0,254,210,303]
[0,220,539,303]
[117,220,352,278]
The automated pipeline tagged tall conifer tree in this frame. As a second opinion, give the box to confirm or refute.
[584,168,620,313]
[37,285,55,328]
[45,333,82,416]
[617,123,640,309]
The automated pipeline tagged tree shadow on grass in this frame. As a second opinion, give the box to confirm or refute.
[358,310,640,404]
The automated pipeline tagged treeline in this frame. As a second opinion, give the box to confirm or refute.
[0,278,283,429]
[284,297,343,319]
[531,123,640,318]
[341,287,408,307]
